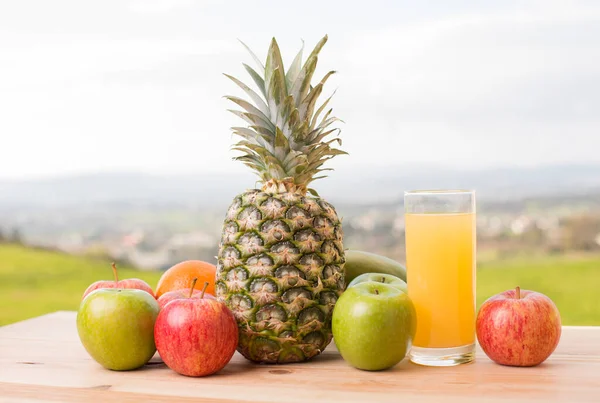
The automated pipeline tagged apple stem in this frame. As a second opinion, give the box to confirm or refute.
[200,281,209,299]
[111,262,119,286]
[515,286,521,299]
[189,278,198,298]
[374,289,379,295]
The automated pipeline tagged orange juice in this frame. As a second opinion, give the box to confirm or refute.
[405,212,476,348]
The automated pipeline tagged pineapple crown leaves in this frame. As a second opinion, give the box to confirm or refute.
[224,35,347,193]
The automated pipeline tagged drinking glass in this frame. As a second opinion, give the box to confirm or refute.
[404,190,476,366]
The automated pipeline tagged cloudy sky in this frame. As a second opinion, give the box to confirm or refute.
[1,0,599,180]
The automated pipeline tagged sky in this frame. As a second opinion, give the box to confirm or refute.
[0,0,599,180]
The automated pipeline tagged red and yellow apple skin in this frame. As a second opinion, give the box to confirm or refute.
[83,278,155,300]
[476,287,561,367]
[157,288,214,310]
[154,294,238,377]
[82,263,155,300]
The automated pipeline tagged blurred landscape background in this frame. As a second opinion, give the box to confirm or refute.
[1,0,599,326]
[1,165,599,326]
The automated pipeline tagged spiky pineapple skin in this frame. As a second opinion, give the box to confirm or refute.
[215,189,345,364]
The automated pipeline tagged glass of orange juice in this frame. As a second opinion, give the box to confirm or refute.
[404,189,476,366]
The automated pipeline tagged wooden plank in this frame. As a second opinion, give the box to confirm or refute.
[1,311,599,402]
[0,383,239,403]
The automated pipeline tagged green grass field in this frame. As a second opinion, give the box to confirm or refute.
[1,244,598,326]
[0,244,163,326]
[476,252,600,325]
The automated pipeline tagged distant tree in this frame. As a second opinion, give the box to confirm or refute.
[520,223,545,246]
[0,227,5,243]
[561,215,600,251]
[9,227,23,245]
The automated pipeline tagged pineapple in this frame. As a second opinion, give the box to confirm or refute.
[216,35,347,364]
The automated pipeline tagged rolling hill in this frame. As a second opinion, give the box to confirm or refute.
[1,164,600,208]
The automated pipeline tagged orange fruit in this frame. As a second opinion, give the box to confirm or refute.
[155,260,217,298]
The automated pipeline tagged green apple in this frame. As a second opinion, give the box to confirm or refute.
[347,272,407,293]
[332,281,416,371]
[76,288,159,371]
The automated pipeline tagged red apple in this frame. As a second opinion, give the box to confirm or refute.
[82,263,155,300]
[157,287,214,310]
[154,281,238,377]
[476,286,561,367]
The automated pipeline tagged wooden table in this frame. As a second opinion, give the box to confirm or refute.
[1,311,598,402]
